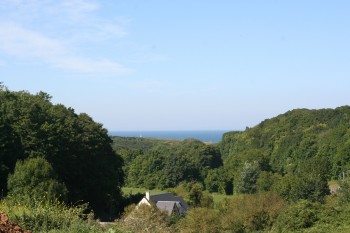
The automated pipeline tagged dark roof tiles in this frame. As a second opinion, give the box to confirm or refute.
[150,193,189,211]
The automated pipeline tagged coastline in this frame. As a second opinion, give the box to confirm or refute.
[109,130,230,143]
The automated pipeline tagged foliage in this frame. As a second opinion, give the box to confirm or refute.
[338,178,350,204]
[272,156,330,202]
[0,195,130,233]
[0,195,96,233]
[117,204,176,233]
[7,157,68,201]
[168,182,214,208]
[122,139,222,189]
[119,192,145,212]
[273,200,319,232]
[256,171,282,192]
[234,161,260,194]
[0,87,124,218]
[199,191,214,208]
[115,106,350,205]
[221,106,350,180]
[0,114,23,195]
[116,193,350,233]
[218,107,350,204]
[179,207,221,233]
[187,182,204,207]
[218,192,286,232]
[112,136,162,152]
[205,167,233,194]
[113,106,350,233]
[304,203,350,233]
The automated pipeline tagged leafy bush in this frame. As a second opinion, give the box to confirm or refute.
[179,207,221,233]
[273,200,319,232]
[117,204,175,233]
[234,161,260,194]
[7,157,68,201]
[272,157,330,203]
[338,178,350,204]
[205,167,233,194]
[0,195,98,233]
[168,182,214,208]
[219,192,286,232]
[256,171,282,192]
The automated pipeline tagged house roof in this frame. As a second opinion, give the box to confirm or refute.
[156,201,178,216]
[149,193,189,211]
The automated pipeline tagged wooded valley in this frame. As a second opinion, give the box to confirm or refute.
[1,85,350,232]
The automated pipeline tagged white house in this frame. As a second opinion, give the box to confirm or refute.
[138,191,189,216]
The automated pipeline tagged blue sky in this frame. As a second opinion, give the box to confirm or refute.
[1,1,349,131]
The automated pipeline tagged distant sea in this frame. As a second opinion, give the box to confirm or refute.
[109,130,230,143]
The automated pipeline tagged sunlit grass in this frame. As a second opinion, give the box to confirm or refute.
[122,187,167,196]
[211,192,233,205]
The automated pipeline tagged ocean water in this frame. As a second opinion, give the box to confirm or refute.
[109,130,230,143]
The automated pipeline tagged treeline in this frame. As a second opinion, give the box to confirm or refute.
[222,106,350,177]
[114,137,222,189]
[0,85,124,218]
[116,106,350,203]
[220,107,350,198]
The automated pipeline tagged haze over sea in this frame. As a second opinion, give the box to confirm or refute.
[109,130,230,143]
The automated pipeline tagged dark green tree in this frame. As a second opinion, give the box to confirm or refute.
[0,119,23,195]
[188,182,204,207]
[205,167,232,194]
[7,157,68,201]
[256,171,283,192]
[338,178,350,204]
[0,87,124,218]
[235,161,260,194]
[294,156,330,202]
[274,200,318,231]
[273,157,330,202]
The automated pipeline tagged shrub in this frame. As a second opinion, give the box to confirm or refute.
[118,204,175,233]
[273,200,319,232]
[219,192,286,232]
[179,207,221,233]
[234,161,260,194]
[168,182,214,208]
[199,191,214,208]
[0,195,97,233]
[257,171,282,192]
[7,157,68,201]
[338,178,350,204]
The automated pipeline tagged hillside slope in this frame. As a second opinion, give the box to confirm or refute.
[221,106,350,178]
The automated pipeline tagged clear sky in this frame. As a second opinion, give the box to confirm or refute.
[1,1,349,131]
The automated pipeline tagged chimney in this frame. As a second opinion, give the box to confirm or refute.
[146,191,150,200]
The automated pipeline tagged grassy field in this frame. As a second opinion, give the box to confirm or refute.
[122,187,167,196]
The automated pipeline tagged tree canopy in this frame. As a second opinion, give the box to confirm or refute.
[7,157,68,201]
[0,87,124,217]
[116,106,350,202]
[219,107,350,199]
[118,138,222,190]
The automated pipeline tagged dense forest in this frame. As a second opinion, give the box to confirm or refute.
[2,85,350,232]
[114,137,222,190]
[115,106,350,200]
[0,85,124,218]
[111,106,350,232]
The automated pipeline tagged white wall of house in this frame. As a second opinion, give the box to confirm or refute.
[137,197,151,206]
